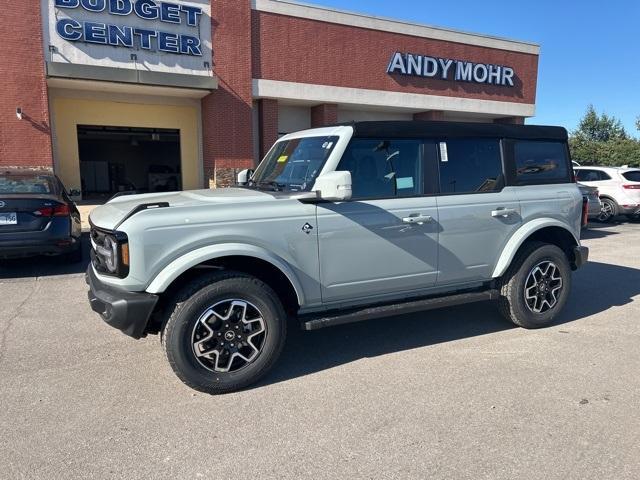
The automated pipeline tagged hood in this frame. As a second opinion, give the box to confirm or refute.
[89,188,282,231]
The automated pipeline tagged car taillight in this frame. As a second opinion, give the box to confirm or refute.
[581,197,589,227]
[34,204,71,217]
[622,184,640,190]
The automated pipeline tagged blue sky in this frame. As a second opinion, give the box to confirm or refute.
[310,0,640,136]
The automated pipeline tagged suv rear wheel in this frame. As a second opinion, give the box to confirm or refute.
[161,271,287,394]
[498,242,572,329]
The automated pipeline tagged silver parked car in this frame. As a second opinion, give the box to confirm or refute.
[87,121,588,394]
[578,183,602,223]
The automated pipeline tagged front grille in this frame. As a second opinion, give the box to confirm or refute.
[90,227,108,273]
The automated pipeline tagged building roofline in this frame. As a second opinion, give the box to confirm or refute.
[252,0,540,55]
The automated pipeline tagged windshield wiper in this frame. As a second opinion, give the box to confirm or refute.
[255,181,286,192]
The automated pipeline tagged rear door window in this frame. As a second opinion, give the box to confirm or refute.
[576,169,610,182]
[576,169,597,182]
[514,141,570,184]
[437,139,503,194]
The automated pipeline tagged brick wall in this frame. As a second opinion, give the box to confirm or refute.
[414,111,445,121]
[252,11,538,105]
[311,104,338,127]
[0,4,52,169]
[202,0,255,187]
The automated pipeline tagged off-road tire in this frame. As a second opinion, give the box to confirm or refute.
[161,271,287,394]
[497,242,572,329]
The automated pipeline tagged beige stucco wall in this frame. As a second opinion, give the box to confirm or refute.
[50,96,201,197]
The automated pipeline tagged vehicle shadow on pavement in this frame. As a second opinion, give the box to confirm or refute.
[0,233,91,279]
[581,224,621,240]
[261,261,640,389]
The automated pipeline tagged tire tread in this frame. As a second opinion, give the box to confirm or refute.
[497,241,558,328]
[161,271,286,394]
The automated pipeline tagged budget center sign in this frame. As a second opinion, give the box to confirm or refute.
[46,0,212,76]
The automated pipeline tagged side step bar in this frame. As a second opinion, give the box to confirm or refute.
[301,289,499,331]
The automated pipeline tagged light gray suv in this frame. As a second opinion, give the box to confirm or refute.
[87,121,589,394]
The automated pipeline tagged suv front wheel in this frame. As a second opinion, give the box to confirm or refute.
[161,271,287,394]
[598,198,618,223]
[498,242,572,329]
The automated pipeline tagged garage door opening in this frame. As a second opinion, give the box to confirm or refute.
[78,125,181,200]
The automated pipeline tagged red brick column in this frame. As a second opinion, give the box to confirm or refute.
[202,0,255,187]
[258,99,279,159]
[413,111,445,121]
[311,104,338,127]
[0,4,52,169]
[495,116,525,125]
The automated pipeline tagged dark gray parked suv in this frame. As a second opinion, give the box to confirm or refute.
[87,121,588,394]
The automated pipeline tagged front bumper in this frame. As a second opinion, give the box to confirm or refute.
[573,246,589,270]
[86,266,158,339]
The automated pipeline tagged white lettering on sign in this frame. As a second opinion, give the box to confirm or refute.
[387,52,516,87]
[53,0,203,56]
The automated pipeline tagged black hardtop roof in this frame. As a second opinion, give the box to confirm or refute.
[340,121,568,141]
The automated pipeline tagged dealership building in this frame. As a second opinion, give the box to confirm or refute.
[1,0,539,199]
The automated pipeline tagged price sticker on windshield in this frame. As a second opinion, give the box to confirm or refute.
[277,155,289,163]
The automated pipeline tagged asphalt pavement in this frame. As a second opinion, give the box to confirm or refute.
[1,222,639,479]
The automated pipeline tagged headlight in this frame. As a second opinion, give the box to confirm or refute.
[91,227,130,278]
[99,235,118,273]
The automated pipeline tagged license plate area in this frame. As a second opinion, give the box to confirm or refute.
[0,212,18,225]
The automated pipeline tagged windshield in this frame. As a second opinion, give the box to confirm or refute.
[0,175,55,194]
[250,136,339,192]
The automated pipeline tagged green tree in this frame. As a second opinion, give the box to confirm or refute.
[574,105,628,142]
[569,105,640,167]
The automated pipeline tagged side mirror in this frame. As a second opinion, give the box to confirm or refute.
[236,169,254,186]
[312,171,352,202]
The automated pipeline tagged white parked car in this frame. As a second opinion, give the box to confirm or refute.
[574,166,640,222]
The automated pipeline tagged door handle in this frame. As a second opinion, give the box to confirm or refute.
[402,214,434,225]
[491,208,518,218]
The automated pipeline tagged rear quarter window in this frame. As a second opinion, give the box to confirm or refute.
[514,141,570,184]
[622,171,640,182]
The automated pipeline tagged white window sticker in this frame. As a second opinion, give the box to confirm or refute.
[439,142,449,162]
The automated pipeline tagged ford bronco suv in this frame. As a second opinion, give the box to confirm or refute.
[87,121,588,394]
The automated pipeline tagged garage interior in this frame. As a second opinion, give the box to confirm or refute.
[77,125,182,200]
